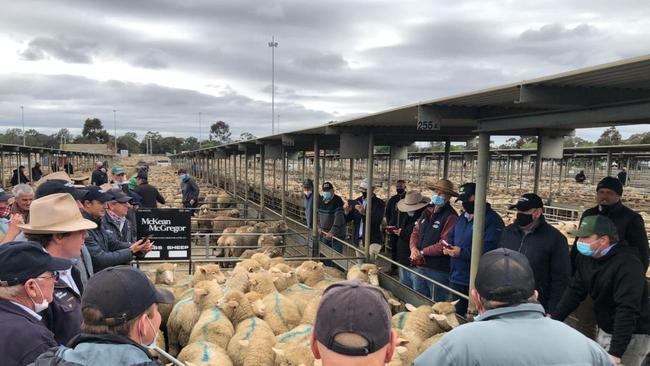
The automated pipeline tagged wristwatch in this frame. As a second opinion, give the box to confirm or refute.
[419,250,424,256]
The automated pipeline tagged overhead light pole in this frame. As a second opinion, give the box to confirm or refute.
[20,106,25,146]
[198,112,202,147]
[268,36,278,135]
[113,109,117,154]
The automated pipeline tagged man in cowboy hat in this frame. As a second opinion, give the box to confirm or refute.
[345,178,386,247]
[385,179,407,274]
[409,179,459,301]
[20,193,98,345]
[394,190,429,288]
[444,182,504,316]
[498,193,571,314]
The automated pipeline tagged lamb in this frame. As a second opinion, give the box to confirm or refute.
[216,227,239,256]
[212,209,241,232]
[269,264,298,292]
[217,290,277,366]
[322,266,346,280]
[193,264,226,285]
[177,341,234,366]
[346,263,380,286]
[233,258,263,275]
[264,220,288,234]
[224,270,250,293]
[239,246,283,260]
[167,280,224,356]
[276,324,313,346]
[392,301,459,343]
[251,252,273,269]
[244,291,267,318]
[258,234,283,248]
[188,307,235,350]
[281,283,323,312]
[272,343,315,366]
[295,261,326,287]
[249,272,302,335]
[299,295,322,325]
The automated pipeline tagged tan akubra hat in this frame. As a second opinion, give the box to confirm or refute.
[397,190,429,212]
[34,171,72,187]
[427,179,459,197]
[19,193,97,234]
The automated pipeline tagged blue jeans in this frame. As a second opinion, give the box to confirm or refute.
[413,267,450,302]
[399,268,415,289]
[450,282,469,316]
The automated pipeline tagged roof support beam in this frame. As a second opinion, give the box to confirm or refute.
[516,84,650,107]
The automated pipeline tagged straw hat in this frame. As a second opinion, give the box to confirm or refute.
[397,190,429,212]
[34,171,72,187]
[19,193,97,234]
[428,179,459,197]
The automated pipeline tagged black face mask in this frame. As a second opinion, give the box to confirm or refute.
[516,213,534,227]
[361,191,367,199]
[396,188,405,195]
[462,201,475,214]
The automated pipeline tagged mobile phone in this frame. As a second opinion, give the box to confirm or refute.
[141,234,152,242]
[442,240,453,249]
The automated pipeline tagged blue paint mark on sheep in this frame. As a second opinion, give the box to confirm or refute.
[273,293,288,326]
[243,318,257,340]
[278,326,312,342]
[396,312,407,329]
[202,308,223,339]
[171,297,193,318]
[201,342,210,362]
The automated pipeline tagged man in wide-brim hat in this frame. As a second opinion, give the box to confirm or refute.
[20,193,98,345]
[409,179,460,302]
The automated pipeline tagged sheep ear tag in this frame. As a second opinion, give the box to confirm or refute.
[405,303,417,312]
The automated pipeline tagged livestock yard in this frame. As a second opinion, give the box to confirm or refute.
[2,55,650,365]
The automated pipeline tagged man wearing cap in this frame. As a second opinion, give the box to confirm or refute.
[90,161,108,187]
[0,242,72,366]
[415,248,613,366]
[574,176,648,271]
[110,165,127,186]
[11,165,31,185]
[0,188,26,244]
[345,178,386,246]
[20,193,97,346]
[385,180,407,273]
[33,266,174,366]
[444,182,504,315]
[498,193,571,314]
[408,179,459,301]
[311,280,397,366]
[553,215,650,366]
[82,186,151,272]
[318,182,347,252]
[134,171,166,209]
[104,189,137,244]
[394,190,429,288]
[303,178,314,229]
[178,168,200,212]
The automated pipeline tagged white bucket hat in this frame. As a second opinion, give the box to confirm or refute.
[397,190,429,212]
[19,193,97,234]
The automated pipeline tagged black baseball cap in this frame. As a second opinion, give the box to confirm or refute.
[322,182,334,191]
[457,183,476,202]
[303,179,314,189]
[82,266,174,326]
[0,241,72,287]
[0,188,13,201]
[84,186,114,203]
[314,280,392,356]
[107,188,132,203]
[509,193,544,211]
[475,248,535,303]
[35,179,88,201]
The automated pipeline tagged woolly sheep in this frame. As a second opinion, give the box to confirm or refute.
[249,272,302,335]
[299,295,322,325]
[239,246,283,260]
[217,290,277,366]
[295,261,325,287]
[272,343,315,366]
[188,307,235,349]
[346,263,380,286]
[387,329,421,366]
[177,341,234,366]
[258,234,283,248]
[233,258,263,275]
[394,301,459,343]
[281,283,323,313]
[225,270,250,293]
[269,264,298,292]
[193,264,226,285]
[216,227,239,256]
[244,291,267,318]
[251,252,273,269]
[418,332,446,354]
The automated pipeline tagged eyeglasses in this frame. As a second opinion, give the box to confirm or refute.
[36,271,60,282]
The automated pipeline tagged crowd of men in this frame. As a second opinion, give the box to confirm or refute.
[306,173,650,365]
[0,161,202,366]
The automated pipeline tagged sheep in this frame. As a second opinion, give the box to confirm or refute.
[258,234,284,248]
[387,329,421,366]
[217,290,277,366]
[418,332,446,354]
[225,270,250,293]
[216,227,239,256]
[193,264,226,285]
[264,220,288,234]
[240,246,283,260]
[269,264,298,292]
[299,295,322,325]
[249,272,302,335]
[281,283,323,313]
[272,343,315,366]
[212,210,241,232]
[216,192,235,208]
[251,252,272,269]
[430,300,460,330]
[347,263,380,286]
[233,258,263,275]
[167,280,224,356]
[177,341,234,366]
[188,307,235,350]
[152,263,184,327]
[295,261,326,287]
[244,291,267,318]
[392,301,459,343]
[322,266,346,280]
[276,324,313,346]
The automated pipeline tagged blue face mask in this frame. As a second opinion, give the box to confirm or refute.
[407,211,415,217]
[180,174,188,181]
[576,241,596,257]
[322,191,332,200]
[431,195,445,206]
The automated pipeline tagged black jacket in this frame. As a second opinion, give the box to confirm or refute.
[181,177,200,205]
[11,169,30,185]
[345,195,386,245]
[573,201,649,271]
[90,169,107,186]
[135,183,166,208]
[0,298,57,366]
[395,207,426,266]
[82,210,136,272]
[552,244,650,358]
[31,167,43,181]
[102,211,136,244]
[498,217,571,314]
[41,268,84,346]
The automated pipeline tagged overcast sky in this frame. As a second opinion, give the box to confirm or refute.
[0,0,649,143]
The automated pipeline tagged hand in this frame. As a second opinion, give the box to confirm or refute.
[443,246,461,257]
[142,240,154,253]
[355,204,365,216]
[130,239,147,254]
[609,355,621,364]
[394,228,402,236]
[409,249,421,262]
[325,232,333,240]
[7,213,24,232]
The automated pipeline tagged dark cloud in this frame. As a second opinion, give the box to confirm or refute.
[19,36,97,63]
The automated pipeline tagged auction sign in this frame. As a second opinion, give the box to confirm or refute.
[136,208,192,260]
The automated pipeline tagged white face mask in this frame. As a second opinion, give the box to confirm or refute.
[141,316,159,348]
[28,280,49,313]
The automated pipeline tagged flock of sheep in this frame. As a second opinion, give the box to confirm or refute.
[147,254,460,366]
